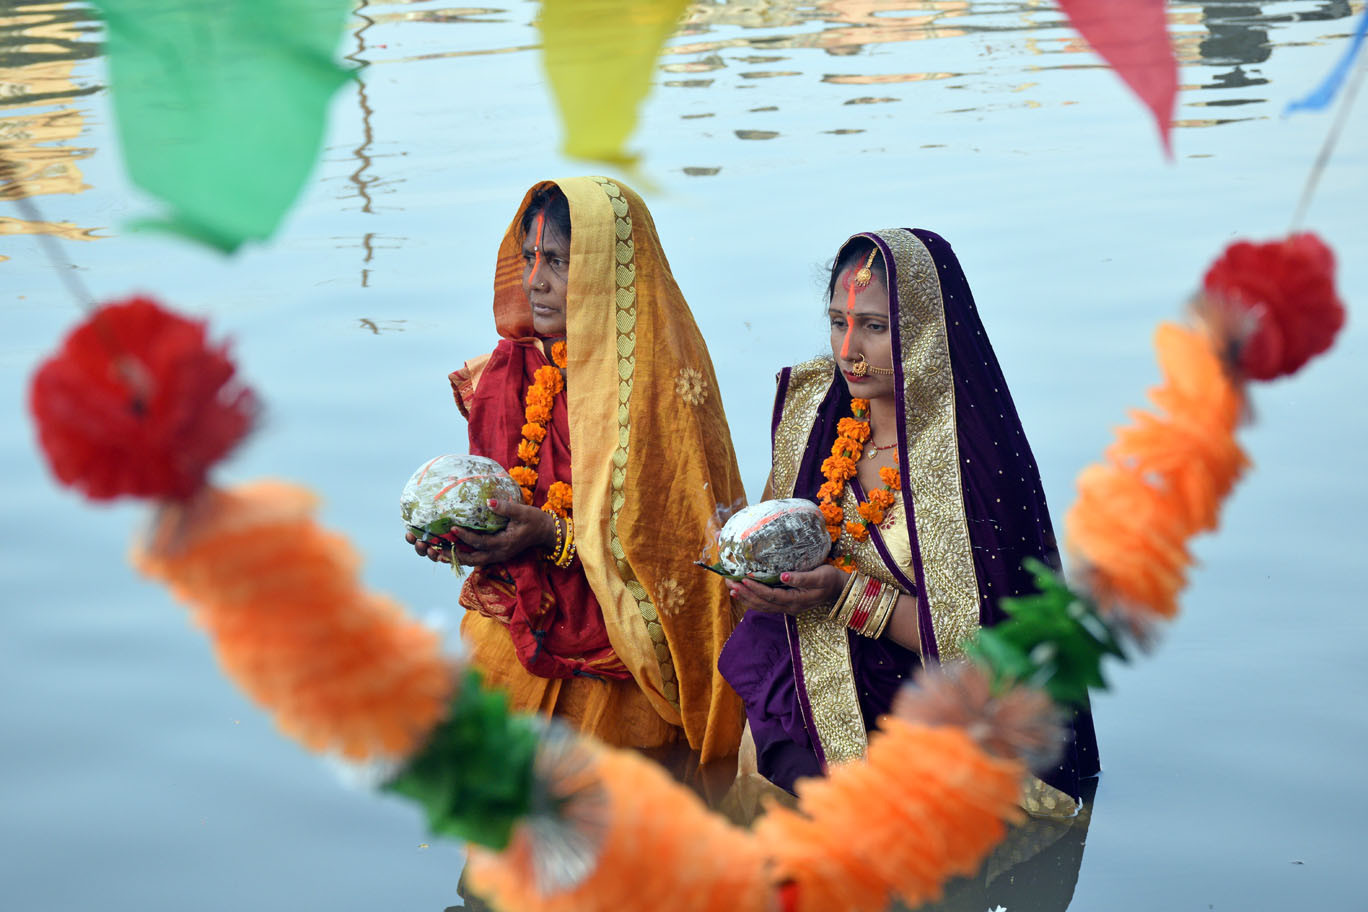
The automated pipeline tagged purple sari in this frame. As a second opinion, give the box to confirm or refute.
[719,228,1099,798]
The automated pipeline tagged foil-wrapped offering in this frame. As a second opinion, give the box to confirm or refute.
[706,498,831,583]
[400,454,521,538]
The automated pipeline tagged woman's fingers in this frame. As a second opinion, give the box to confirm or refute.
[736,578,831,613]
[405,531,418,545]
[486,498,543,522]
[451,525,503,549]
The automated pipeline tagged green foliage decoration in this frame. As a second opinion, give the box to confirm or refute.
[383,669,540,850]
[965,558,1128,706]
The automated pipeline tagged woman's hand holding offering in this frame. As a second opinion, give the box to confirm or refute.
[448,498,557,567]
[728,563,849,616]
[404,498,557,567]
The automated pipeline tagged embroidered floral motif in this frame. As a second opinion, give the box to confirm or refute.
[675,367,708,407]
[654,577,686,617]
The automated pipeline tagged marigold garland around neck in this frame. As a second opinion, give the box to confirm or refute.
[818,397,901,569]
[511,341,572,515]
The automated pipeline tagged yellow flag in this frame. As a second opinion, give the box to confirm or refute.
[539,0,690,163]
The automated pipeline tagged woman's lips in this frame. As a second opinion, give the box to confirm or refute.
[530,303,559,317]
[842,370,868,383]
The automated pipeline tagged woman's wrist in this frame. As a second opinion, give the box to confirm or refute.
[539,509,559,550]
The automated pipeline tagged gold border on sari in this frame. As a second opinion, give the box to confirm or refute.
[771,358,868,764]
[873,229,983,661]
[564,176,681,713]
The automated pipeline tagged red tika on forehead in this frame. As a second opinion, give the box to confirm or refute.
[840,249,878,359]
[529,211,546,288]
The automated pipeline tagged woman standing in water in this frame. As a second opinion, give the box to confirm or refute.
[408,177,744,761]
[720,228,1099,805]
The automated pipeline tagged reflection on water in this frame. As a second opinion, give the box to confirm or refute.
[912,778,1098,912]
[0,0,100,242]
[2,2,1365,911]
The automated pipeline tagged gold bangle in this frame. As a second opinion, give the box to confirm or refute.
[542,509,565,565]
[861,586,899,639]
[828,568,860,623]
[829,571,862,627]
[553,516,576,569]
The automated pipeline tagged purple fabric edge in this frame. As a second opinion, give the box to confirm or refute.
[783,613,826,768]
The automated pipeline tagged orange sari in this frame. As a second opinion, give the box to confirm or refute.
[450,177,745,761]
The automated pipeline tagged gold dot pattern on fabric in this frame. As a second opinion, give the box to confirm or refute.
[793,607,869,765]
[591,175,680,709]
[770,357,834,501]
[873,229,983,662]
[770,359,868,765]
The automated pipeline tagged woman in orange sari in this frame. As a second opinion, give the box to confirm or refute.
[407,177,744,761]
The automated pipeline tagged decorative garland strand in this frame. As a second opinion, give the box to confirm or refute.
[132,480,453,761]
[25,229,1347,912]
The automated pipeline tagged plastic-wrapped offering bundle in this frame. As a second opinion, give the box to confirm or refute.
[401,454,521,538]
[714,498,830,583]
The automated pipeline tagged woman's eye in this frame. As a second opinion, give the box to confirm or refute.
[867,323,886,333]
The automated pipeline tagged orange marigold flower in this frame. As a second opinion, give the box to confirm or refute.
[817,480,844,502]
[516,439,541,464]
[827,524,842,542]
[829,555,857,573]
[851,397,871,415]
[509,466,538,488]
[836,417,871,444]
[846,520,870,542]
[868,488,896,511]
[520,486,534,504]
[879,466,901,490]
[820,456,847,482]
[831,437,862,460]
[534,364,564,395]
[521,422,547,443]
[546,481,573,514]
[819,501,844,525]
[857,502,885,525]
[527,385,554,410]
[525,403,551,425]
[550,340,568,369]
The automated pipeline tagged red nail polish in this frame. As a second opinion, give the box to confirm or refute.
[487,499,497,507]
[781,573,791,582]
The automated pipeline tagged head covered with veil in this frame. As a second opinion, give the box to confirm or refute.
[452,177,745,760]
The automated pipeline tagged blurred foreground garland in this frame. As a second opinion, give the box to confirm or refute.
[28,231,1346,912]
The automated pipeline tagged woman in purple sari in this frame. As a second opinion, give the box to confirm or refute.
[719,228,1099,808]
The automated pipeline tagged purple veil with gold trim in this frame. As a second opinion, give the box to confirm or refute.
[719,228,1099,797]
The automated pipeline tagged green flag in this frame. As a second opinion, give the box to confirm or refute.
[93,0,354,252]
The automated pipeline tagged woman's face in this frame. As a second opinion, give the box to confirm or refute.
[828,270,897,400]
[521,213,570,338]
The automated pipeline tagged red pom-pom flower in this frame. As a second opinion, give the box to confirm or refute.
[1202,232,1345,381]
[29,297,258,501]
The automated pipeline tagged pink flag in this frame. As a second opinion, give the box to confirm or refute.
[1058,0,1178,155]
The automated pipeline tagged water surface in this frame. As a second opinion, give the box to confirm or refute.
[2,1,1366,910]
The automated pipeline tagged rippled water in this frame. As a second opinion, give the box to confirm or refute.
[2,1,1366,910]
